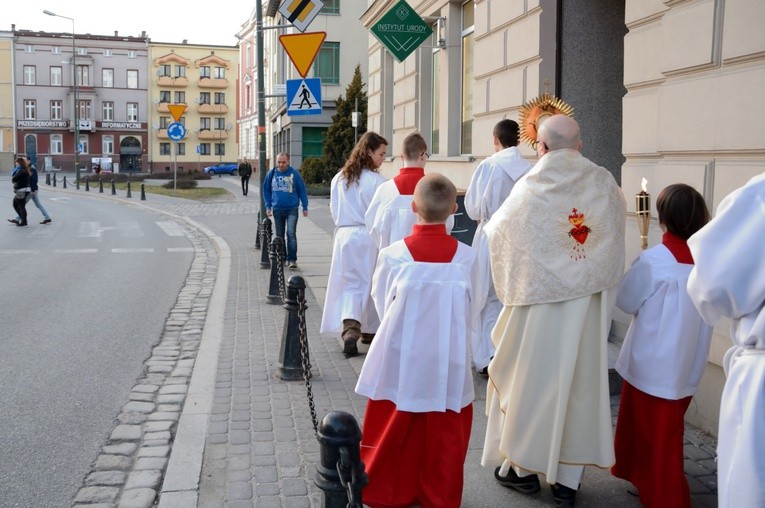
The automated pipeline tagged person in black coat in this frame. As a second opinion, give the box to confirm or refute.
[10,156,32,227]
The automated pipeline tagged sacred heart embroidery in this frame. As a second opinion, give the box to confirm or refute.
[568,208,591,260]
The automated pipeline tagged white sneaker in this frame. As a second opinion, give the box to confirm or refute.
[288,261,298,270]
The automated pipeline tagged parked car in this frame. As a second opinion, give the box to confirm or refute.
[203,162,238,175]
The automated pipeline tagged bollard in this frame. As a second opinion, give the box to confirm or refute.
[76,174,80,190]
[111,179,116,195]
[63,176,67,189]
[140,183,146,201]
[315,412,367,507]
[260,217,272,268]
[266,237,285,304]
[46,172,51,185]
[276,275,308,380]
[85,178,90,191]
[126,181,132,198]
[255,210,262,250]
[99,178,103,193]
[53,173,57,187]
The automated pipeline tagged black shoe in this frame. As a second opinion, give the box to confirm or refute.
[17,222,28,227]
[343,337,358,357]
[479,366,489,377]
[360,333,375,345]
[40,218,52,224]
[8,219,19,225]
[551,483,577,507]
[494,466,541,495]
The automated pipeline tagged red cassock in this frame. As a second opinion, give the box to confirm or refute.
[360,226,473,508]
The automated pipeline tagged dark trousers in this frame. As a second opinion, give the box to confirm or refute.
[13,193,29,224]
[241,176,250,195]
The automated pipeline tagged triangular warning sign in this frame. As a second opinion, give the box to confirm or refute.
[167,104,187,122]
[279,32,326,78]
[288,80,321,112]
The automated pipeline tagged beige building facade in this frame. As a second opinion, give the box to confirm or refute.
[363,0,765,437]
[0,32,14,171]
[147,42,238,173]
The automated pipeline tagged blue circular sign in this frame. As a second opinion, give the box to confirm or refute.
[167,122,186,141]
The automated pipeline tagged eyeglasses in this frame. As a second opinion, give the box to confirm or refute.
[422,152,430,159]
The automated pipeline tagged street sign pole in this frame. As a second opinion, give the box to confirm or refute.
[257,0,268,220]
[173,143,177,196]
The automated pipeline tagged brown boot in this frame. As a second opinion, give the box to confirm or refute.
[360,333,375,345]
[342,319,361,357]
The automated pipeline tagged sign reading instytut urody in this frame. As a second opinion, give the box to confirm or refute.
[279,32,326,78]
[278,0,325,33]
[167,104,187,122]
[370,0,433,63]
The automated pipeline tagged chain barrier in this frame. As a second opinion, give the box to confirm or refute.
[297,288,318,435]
[277,242,286,302]
[336,447,362,508]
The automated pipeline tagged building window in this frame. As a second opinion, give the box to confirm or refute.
[51,134,63,154]
[159,116,171,129]
[214,117,226,130]
[127,70,138,89]
[176,143,185,155]
[24,45,34,53]
[461,0,474,154]
[51,100,63,120]
[302,127,327,158]
[245,84,251,110]
[103,135,114,154]
[199,143,211,155]
[76,47,86,56]
[199,92,211,104]
[200,66,210,78]
[79,135,89,154]
[159,91,171,103]
[103,49,112,57]
[127,103,138,122]
[102,101,114,121]
[160,143,171,155]
[322,0,339,14]
[175,65,186,78]
[215,143,225,156]
[79,100,92,121]
[24,66,36,85]
[51,66,62,86]
[214,67,225,79]
[24,100,36,120]
[315,41,339,85]
[159,65,171,77]
[174,91,186,104]
[102,68,114,88]
[52,46,61,54]
[200,117,211,130]
[76,65,89,86]
[128,50,136,58]
[214,92,225,104]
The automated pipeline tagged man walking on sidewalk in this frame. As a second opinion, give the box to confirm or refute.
[238,159,252,196]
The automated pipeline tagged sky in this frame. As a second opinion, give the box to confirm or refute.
[6,0,255,46]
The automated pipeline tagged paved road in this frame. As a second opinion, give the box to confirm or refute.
[0,180,194,507]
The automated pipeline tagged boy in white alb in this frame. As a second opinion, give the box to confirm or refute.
[356,173,475,508]
[611,184,713,508]
[465,119,532,373]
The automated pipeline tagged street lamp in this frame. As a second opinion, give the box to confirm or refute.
[43,9,79,185]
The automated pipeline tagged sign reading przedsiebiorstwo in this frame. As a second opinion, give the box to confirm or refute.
[370,0,433,63]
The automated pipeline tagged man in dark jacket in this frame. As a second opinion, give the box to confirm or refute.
[237,159,253,196]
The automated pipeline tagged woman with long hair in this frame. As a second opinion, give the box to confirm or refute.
[10,156,32,227]
[320,131,389,357]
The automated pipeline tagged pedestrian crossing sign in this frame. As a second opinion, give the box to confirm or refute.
[286,78,322,116]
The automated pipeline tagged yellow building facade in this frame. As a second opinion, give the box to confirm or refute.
[0,32,15,171]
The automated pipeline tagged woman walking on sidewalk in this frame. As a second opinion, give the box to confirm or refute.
[10,156,32,227]
[320,132,388,357]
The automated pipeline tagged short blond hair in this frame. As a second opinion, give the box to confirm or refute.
[413,173,456,223]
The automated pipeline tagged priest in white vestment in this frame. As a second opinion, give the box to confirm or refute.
[481,115,626,506]
[687,172,765,508]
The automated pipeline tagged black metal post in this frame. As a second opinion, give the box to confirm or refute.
[46,172,51,185]
[255,210,262,250]
[260,217,272,268]
[63,176,67,189]
[85,178,89,191]
[75,173,80,190]
[53,173,57,187]
[315,412,367,507]
[111,179,116,195]
[140,183,146,201]
[126,181,132,198]
[266,237,285,304]
[98,178,103,193]
[276,275,306,380]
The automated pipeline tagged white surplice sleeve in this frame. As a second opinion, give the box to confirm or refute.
[616,253,658,316]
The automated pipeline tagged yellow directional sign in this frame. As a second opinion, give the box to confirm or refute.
[279,32,326,78]
[167,104,187,122]
[279,0,325,33]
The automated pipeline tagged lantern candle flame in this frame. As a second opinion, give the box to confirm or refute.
[635,178,650,249]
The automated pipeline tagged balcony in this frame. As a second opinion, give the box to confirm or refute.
[198,77,228,89]
[157,76,189,87]
[197,129,230,140]
[156,102,188,113]
[198,103,229,114]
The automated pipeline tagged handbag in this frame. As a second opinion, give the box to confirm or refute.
[15,190,27,200]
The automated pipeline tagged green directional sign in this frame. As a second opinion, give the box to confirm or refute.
[370,0,433,63]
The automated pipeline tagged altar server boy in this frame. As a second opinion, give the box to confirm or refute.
[356,173,475,508]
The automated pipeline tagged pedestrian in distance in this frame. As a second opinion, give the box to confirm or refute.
[465,118,532,376]
[320,132,389,357]
[687,171,765,508]
[481,114,626,507]
[611,183,712,508]
[238,159,252,196]
[14,156,52,225]
[262,153,309,270]
[355,173,475,508]
[9,156,33,227]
